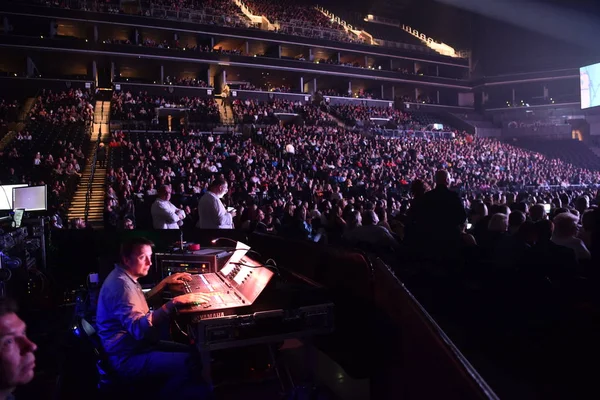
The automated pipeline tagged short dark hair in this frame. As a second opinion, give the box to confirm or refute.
[209,178,227,189]
[509,210,526,227]
[0,298,18,318]
[120,237,154,261]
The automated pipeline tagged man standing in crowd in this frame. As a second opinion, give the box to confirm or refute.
[151,185,186,229]
[196,178,235,229]
[0,298,37,400]
[415,169,467,258]
[96,237,213,399]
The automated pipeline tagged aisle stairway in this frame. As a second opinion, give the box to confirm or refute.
[67,100,111,227]
[218,97,235,125]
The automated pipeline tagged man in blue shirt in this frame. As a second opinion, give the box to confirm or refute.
[96,237,212,399]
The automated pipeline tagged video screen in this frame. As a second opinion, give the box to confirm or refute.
[580,62,600,109]
[0,184,28,210]
[13,185,47,211]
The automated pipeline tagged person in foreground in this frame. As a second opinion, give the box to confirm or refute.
[0,298,37,400]
[196,178,235,229]
[96,237,213,399]
[151,185,187,229]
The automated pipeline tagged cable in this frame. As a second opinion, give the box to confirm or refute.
[173,318,189,338]
[265,258,277,267]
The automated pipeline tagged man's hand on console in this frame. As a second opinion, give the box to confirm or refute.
[172,293,213,310]
[163,272,192,285]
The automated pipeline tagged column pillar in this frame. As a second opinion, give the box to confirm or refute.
[92,61,97,86]
[26,57,35,78]
[49,20,56,38]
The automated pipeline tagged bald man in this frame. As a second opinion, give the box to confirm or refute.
[151,185,186,229]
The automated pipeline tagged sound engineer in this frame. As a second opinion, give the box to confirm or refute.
[96,237,213,399]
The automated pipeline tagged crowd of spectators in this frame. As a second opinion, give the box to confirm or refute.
[328,104,413,127]
[144,0,250,28]
[102,99,600,251]
[243,0,340,30]
[111,91,220,128]
[27,88,94,125]
[0,89,93,223]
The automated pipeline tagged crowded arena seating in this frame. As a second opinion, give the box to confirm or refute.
[0,89,94,214]
[143,0,250,27]
[240,0,354,41]
[509,138,600,171]
[111,91,220,130]
[326,104,451,132]
[103,97,600,234]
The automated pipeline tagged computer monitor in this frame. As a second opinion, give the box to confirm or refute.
[12,209,24,228]
[0,184,28,210]
[13,185,47,211]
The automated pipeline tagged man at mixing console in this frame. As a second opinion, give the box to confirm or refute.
[96,237,213,399]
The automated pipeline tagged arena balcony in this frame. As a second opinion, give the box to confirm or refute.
[0,33,471,93]
[1,1,469,69]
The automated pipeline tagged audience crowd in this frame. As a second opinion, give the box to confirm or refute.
[98,100,599,265]
[111,91,220,128]
[0,89,93,220]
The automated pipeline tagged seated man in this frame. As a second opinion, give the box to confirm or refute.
[0,298,37,400]
[96,237,212,399]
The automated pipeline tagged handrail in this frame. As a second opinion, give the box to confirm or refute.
[84,101,101,223]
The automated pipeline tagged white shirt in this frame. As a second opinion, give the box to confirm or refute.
[285,144,295,154]
[196,191,233,229]
[151,198,184,229]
